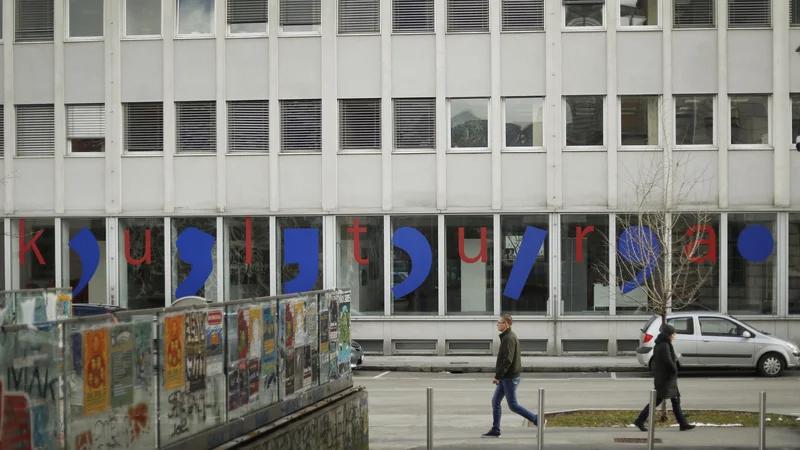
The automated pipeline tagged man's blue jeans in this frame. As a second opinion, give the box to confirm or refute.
[491,377,538,433]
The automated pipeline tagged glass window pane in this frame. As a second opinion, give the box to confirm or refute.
[504,97,544,148]
[69,0,104,38]
[277,216,323,294]
[728,213,776,315]
[230,22,267,33]
[500,215,548,315]
[615,214,665,316]
[671,214,720,312]
[450,98,489,149]
[126,0,161,35]
[620,96,660,146]
[178,0,215,35]
[445,216,493,315]
[789,213,800,315]
[171,217,218,302]
[391,216,438,315]
[565,4,604,27]
[619,0,658,26]
[225,217,270,300]
[119,218,166,310]
[730,95,769,145]
[675,95,714,146]
[337,216,384,315]
[62,218,107,304]
[16,218,56,289]
[565,96,604,146]
[560,214,609,315]
[792,94,800,146]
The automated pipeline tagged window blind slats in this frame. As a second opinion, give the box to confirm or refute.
[728,0,771,28]
[393,0,434,33]
[228,0,269,24]
[394,98,436,149]
[502,0,544,31]
[339,99,381,150]
[339,0,381,33]
[228,101,269,153]
[673,0,716,28]
[281,100,322,152]
[280,0,321,26]
[792,0,800,26]
[0,110,5,157]
[176,102,217,154]
[15,0,54,42]
[447,0,490,32]
[16,105,55,156]
[67,104,105,138]
[125,103,164,152]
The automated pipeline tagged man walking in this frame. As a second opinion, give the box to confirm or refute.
[482,314,544,438]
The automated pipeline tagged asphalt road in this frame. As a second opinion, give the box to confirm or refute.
[354,370,800,449]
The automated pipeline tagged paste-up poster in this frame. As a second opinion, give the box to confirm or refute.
[110,325,134,408]
[285,348,295,395]
[3,391,33,449]
[312,348,319,387]
[303,345,312,389]
[294,347,305,392]
[338,302,352,366]
[163,314,185,391]
[185,311,207,392]
[294,300,306,347]
[237,308,250,361]
[319,311,329,353]
[83,327,111,416]
[262,303,276,366]
[228,366,239,411]
[329,299,339,343]
[319,353,329,385]
[206,309,224,377]
[285,301,294,349]
[134,322,153,389]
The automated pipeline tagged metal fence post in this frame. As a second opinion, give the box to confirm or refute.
[537,388,545,449]
[759,391,766,450]
[647,390,657,450]
[427,387,433,450]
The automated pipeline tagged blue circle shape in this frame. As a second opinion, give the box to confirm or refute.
[737,224,774,263]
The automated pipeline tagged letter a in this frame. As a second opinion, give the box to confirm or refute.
[283,228,320,294]
[175,228,216,298]
[684,225,717,263]
[69,228,100,297]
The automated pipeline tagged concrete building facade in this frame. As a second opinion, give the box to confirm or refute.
[2,0,800,356]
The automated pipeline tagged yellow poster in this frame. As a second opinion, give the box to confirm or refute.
[164,314,185,391]
[83,327,110,416]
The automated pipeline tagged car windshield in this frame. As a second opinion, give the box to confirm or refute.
[729,315,770,335]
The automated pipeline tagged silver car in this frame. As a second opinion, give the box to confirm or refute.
[636,312,800,377]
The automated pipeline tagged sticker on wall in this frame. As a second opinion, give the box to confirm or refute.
[83,327,111,416]
[184,311,207,393]
[110,325,134,409]
[163,314,185,392]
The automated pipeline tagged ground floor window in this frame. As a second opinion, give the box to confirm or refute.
[337,216,384,315]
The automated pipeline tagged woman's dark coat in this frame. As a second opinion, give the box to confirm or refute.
[651,333,679,399]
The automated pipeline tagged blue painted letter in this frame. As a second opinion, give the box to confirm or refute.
[503,226,547,301]
[618,226,660,294]
[283,228,319,294]
[738,224,774,263]
[175,227,216,298]
[392,227,432,299]
[69,227,100,297]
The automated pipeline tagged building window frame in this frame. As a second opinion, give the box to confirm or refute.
[673,0,716,29]
[448,97,490,152]
[393,98,437,153]
[618,95,662,151]
[16,104,56,157]
[728,94,772,150]
[502,96,545,152]
[227,0,269,36]
[562,0,605,31]
[338,0,381,35]
[175,0,217,38]
[280,99,323,153]
[65,0,105,41]
[563,95,607,151]
[123,102,165,155]
[279,0,322,36]
[391,0,435,34]
[15,0,55,43]
[339,98,382,153]
[727,0,772,30]
[175,101,217,154]
[673,94,717,150]
[122,0,162,39]
[618,0,661,30]
[501,0,545,32]
[66,103,106,156]
[446,0,490,34]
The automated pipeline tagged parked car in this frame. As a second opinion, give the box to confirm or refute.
[636,312,800,377]
[351,340,364,369]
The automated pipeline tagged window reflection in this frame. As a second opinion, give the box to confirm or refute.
[445,216,493,315]
[391,216,438,315]
[337,216,384,315]
[560,215,609,315]
[119,218,166,310]
[500,215,548,315]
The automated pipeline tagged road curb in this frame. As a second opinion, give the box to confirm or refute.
[359,364,649,373]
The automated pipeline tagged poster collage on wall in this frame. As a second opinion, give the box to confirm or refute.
[228,300,279,413]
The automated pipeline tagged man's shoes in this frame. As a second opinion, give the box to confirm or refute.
[633,420,648,432]
[482,429,501,438]
[679,424,696,431]
[523,418,547,429]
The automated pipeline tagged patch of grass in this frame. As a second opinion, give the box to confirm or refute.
[541,410,800,428]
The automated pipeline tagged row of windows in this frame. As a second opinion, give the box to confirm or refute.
[5,94,797,156]
[5,0,795,42]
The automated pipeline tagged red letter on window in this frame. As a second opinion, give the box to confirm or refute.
[575,226,595,263]
[459,227,487,263]
[19,219,45,265]
[124,229,151,265]
[348,219,369,264]
[245,217,253,264]
[684,225,717,263]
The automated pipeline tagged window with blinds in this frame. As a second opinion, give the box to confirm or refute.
[228,0,269,32]
[393,0,434,33]
[124,103,164,152]
[447,0,489,32]
[502,0,545,31]
[673,0,715,28]
[339,0,380,34]
[0,110,4,157]
[280,0,321,27]
[176,102,217,154]
[228,100,269,153]
[16,0,55,42]
[728,0,771,28]
[67,104,105,153]
[793,0,800,26]
[339,99,381,151]
[393,98,436,150]
[281,100,322,152]
[16,105,55,157]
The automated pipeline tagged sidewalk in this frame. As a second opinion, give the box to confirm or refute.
[360,355,647,373]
